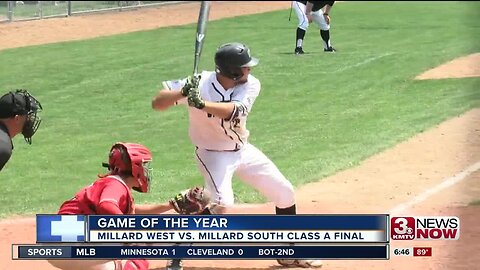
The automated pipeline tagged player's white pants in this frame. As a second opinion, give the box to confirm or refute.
[195,143,296,209]
[311,9,330,31]
[293,1,309,30]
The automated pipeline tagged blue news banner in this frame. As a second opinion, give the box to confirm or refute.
[26,214,389,260]
[36,214,388,243]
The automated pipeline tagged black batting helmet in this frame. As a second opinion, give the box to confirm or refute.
[214,42,259,81]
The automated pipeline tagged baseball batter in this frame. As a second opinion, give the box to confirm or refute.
[152,42,322,269]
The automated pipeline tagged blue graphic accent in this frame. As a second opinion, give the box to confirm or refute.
[36,215,85,243]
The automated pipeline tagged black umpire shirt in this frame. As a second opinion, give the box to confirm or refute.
[307,1,335,12]
[0,122,13,171]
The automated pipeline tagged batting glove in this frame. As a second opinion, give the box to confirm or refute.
[188,87,205,109]
[181,75,201,97]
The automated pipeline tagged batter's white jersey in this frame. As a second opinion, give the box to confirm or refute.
[163,71,261,151]
[162,71,295,209]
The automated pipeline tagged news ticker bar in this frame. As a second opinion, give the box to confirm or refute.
[36,214,389,243]
[13,245,390,260]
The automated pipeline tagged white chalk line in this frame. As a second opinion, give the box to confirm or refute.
[261,52,395,76]
[390,161,480,215]
[332,52,395,73]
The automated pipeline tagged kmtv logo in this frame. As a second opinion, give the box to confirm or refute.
[391,216,460,240]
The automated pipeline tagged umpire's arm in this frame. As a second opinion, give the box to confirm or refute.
[0,144,12,172]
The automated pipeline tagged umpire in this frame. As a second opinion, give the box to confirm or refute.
[0,89,42,171]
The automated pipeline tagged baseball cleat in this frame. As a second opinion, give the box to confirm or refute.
[277,259,323,268]
[324,46,336,53]
[166,259,183,270]
[294,47,305,55]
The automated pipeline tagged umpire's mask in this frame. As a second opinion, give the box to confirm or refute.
[17,90,42,144]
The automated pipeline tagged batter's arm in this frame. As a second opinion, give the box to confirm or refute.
[186,85,236,119]
[200,101,236,120]
[188,77,259,120]
[226,77,261,121]
[151,89,184,111]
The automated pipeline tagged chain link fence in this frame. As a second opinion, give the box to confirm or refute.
[0,1,185,22]
[0,2,12,22]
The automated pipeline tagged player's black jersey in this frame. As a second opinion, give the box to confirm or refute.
[0,122,13,171]
[296,0,308,5]
[307,1,335,12]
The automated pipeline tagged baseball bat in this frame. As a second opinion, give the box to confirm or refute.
[288,1,293,21]
[193,1,211,76]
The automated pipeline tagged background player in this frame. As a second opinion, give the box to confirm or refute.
[152,42,322,269]
[293,1,336,54]
[49,142,210,270]
[0,89,42,171]
[292,0,309,54]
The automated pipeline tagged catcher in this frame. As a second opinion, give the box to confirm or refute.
[48,142,211,270]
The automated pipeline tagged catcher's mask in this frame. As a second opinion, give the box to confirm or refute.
[0,89,42,144]
[214,42,259,81]
[103,142,153,193]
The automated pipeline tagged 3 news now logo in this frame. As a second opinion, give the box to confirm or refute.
[391,216,460,240]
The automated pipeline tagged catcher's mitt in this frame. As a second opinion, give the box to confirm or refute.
[169,186,211,215]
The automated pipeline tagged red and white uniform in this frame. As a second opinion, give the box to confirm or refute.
[58,175,135,215]
[51,175,147,270]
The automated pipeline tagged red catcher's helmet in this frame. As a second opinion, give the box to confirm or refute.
[107,142,153,193]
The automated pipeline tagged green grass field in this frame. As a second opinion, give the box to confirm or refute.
[0,2,478,218]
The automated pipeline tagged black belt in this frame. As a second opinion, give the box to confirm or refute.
[197,146,241,152]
